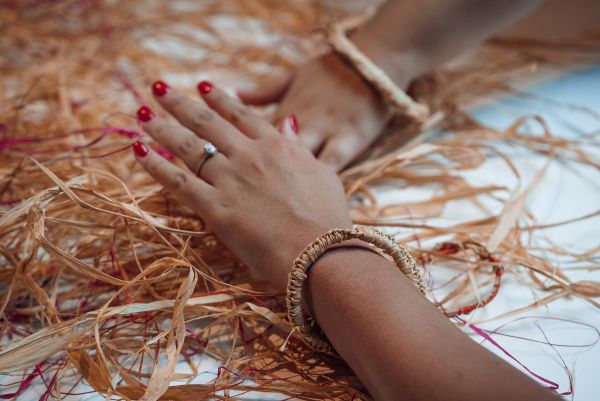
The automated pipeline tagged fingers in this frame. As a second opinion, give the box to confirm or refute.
[137,106,202,168]
[198,81,277,140]
[132,141,215,213]
[150,81,249,154]
[136,106,230,184]
[318,134,366,172]
[237,74,292,106]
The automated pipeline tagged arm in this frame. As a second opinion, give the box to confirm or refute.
[353,0,544,84]
[134,78,557,401]
[239,0,544,171]
[306,246,559,401]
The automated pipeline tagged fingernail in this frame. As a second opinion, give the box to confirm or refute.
[137,106,154,122]
[133,141,149,157]
[289,114,299,134]
[197,81,213,95]
[279,116,297,140]
[152,80,170,97]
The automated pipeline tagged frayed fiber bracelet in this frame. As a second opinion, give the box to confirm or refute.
[286,226,426,354]
[327,15,429,122]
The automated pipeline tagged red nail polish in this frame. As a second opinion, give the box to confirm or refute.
[152,80,170,97]
[137,106,154,122]
[133,141,149,157]
[197,81,213,95]
[289,114,299,134]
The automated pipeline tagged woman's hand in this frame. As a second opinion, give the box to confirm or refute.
[238,0,543,174]
[238,51,398,172]
[133,81,353,290]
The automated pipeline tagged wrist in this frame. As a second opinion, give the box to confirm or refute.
[270,222,353,291]
[350,27,426,89]
[304,244,392,317]
[285,226,425,353]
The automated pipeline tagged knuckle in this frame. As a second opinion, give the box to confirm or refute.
[234,147,253,164]
[228,106,248,125]
[235,147,266,174]
[190,108,216,130]
[178,135,200,156]
[167,171,188,191]
[155,123,172,138]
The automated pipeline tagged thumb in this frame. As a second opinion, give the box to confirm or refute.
[237,74,293,106]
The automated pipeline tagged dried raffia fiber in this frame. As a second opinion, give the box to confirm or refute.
[0,1,600,400]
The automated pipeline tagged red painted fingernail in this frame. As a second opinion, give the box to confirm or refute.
[289,114,299,134]
[197,81,213,95]
[137,106,154,122]
[152,80,170,97]
[133,141,149,157]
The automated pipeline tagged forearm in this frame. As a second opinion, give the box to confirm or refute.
[351,0,544,84]
[305,247,559,401]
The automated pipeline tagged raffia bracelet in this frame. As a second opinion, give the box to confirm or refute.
[327,15,430,122]
[286,226,426,354]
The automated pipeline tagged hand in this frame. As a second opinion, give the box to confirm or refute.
[133,81,353,291]
[238,51,396,172]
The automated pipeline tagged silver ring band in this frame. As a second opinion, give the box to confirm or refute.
[194,143,218,176]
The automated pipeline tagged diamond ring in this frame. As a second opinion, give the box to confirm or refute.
[194,142,218,177]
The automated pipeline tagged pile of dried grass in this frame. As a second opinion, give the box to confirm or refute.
[1,1,599,399]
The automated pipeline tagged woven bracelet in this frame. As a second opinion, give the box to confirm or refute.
[327,17,429,122]
[286,226,426,354]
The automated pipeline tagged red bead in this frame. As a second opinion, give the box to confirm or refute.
[289,114,299,134]
[197,81,213,95]
[152,80,170,97]
[137,106,154,122]
[133,141,149,157]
